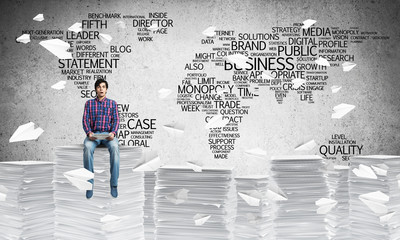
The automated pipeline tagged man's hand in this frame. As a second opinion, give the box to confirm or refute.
[106,132,115,141]
[88,132,97,141]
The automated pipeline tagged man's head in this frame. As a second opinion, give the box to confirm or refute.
[95,78,108,99]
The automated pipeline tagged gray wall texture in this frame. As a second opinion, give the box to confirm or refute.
[0,0,399,176]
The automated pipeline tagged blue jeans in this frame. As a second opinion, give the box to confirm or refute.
[83,132,119,187]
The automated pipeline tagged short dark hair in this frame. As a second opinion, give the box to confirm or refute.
[94,78,108,90]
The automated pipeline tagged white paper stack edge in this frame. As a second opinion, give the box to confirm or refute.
[54,145,144,240]
[271,155,329,240]
[0,161,54,239]
[154,165,237,240]
[349,155,400,240]
[326,165,350,240]
[234,175,272,239]
[144,171,157,239]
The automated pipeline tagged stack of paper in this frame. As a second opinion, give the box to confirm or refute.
[154,165,237,240]
[0,161,54,239]
[234,175,272,239]
[270,155,329,240]
[54,145,144,240]
[144,171,156,239]
[326,165,350,240]
[349,155,400,240]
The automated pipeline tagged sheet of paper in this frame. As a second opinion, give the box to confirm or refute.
[64,168,94,180]
[244,147,267,158]
[205,115,229,129]
[115,21,126,29]
[166,188,189,204]
[16,34,30,44]
[315,57,330,66]
[238,191,261,206]
[291,78,306,88]
[193,214,211,226]
[33,13,44,22]
[202,26,216,37]
[342,61,357,72]
[39,39,72,59]
[352,164,377,179]
[64,175,93,191]
[295,139,317,152]
[0,185,8,202]
[225,54,249,69]
[51,81,66,90]
[331,103,355,119]
[331,85,342,93]
[9,122,44,142]
[158,88,172,99]
[380,212,395,223]
[133,156,162,171]
[186,161,202,172]
[99,33,112,44]
[371,164,388,176]
[302,19,316,29]
[68,22,82,33]
[266,183,288,201]
[100,214,121,223]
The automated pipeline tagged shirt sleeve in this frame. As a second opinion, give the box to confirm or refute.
[110,100,120,136]
[82,101,92,135]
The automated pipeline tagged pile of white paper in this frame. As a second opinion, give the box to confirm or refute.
[0,161,54,239]
[326,165,350,240]
[154,165,237,240]
[349,155,400,240]
[144,171,156,239]
[234,175,272,240]
[54,145,144,240]
[270,155,329,240]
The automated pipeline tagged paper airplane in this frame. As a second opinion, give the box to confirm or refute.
[39,39,72,59]
[315,198,337,214]
[202,26,216,37]
[115,21,126,29]
[166,188,189,205]
[331,103,355,119]
[302,19,316,29]
[352,164,377,179]
[205,115,229,129]
[51,81,66,90]
[331,85,342,93]
[291,78,306,89]
[133,156,162,171]
[193,214,211,226]
[99,33,112,44]
[225,54,249,69]
[238,191,262,207]
[0,185,8,202]
[9,122,44,143]
[261,71,275,79]
[315,57,330,67]
[163,122,185,136]
[295,139,317,152]
[371,164,389,176]
[63,168,94,191]
[16,34,30,44]
[342,62,356,72]
[33,14,44,22]
[158,88,172,99]
[148,23,159,31]
[244,148,267,158]
[380,212,395,223]
[68,22,82,33]
[359,191,389,214]
[266,183,288,201]
[186,161,202,172]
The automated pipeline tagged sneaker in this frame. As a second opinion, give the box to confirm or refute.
[111,186,118,198]
[86,190,93,199]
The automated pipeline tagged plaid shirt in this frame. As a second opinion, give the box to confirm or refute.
[82,97,119,136]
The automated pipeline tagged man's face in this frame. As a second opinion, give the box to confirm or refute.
[96,82,107,98]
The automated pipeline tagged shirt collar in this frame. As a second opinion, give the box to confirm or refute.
[96,96,107,102]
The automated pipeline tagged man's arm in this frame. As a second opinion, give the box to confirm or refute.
[82,101,93,136]
[110,100,120,137]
